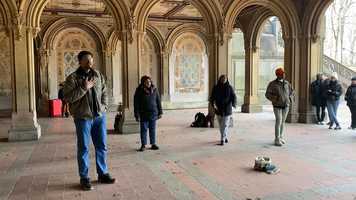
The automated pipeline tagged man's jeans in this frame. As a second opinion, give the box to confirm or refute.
[74,114,108,179]
[140,119,157,145]
[273,107,289,141]
[217,115,231,141]
[327,100,340,126]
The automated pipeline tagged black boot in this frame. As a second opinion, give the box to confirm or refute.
[151,144,159,150]
[80,178,93,191]
[98,173,116,184]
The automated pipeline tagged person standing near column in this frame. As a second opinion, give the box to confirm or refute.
[134,76,162,152]
[209,75,237,146]
[345,76,356,130]
[325,72,343,130]
[265,68,294,147]
[311,74,327,124]
[63,51,115,191]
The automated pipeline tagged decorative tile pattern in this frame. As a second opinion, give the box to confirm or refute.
[171,33,207,94]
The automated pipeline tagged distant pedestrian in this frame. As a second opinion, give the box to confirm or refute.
[58,83,69,117]
[345,76,356,130]
[310,74,327,124]
[325,72,343,130]
[209,75,237,146]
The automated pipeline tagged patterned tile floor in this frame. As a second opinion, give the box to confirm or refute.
[1,103,356,200]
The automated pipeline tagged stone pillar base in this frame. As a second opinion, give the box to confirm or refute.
[8,125,41,141]
[241,104,263,113]
[8,113,41,141]
[298,112,316,124]
[116,109,140,134]
[118,119,140,134]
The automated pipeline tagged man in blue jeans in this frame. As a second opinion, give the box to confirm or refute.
[63,51,115,191]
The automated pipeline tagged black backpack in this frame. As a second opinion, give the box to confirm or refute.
[191,112,208,127]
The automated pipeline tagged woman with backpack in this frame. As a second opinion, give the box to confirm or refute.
[209,75,237,146]
[345,76,356,130]
[325,72,343,130]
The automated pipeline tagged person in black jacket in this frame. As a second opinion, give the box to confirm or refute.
[345,76,356,129]
[311,74,327,124]
[134,76,162,151]
[209,75,237,146]
[325,72,343,130]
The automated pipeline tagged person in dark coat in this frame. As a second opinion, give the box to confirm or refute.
[311,74,327,124]
[134,76,163,151]
[209,75,237,146]
[325,72,343,130]
[345,76,356,130]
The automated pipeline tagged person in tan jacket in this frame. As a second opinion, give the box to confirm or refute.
[63,51,115,190]
[265,68,294,146]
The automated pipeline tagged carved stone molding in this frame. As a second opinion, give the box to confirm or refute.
[127,15,137,44]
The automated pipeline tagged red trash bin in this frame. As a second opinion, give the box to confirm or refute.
[49,99,62,117]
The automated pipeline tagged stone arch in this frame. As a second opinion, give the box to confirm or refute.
[302,0,333,37]
[225,0,300,39]
[134,0,222,34]
[166,24,209,55]
[23,0,130,32]
[146,25,165,53]
[41,18,106,54]
[40,20,105,99]
[0,0,17,28]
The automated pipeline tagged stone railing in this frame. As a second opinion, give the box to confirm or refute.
[322,55,355,88]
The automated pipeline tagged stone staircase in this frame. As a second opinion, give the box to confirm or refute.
[322,55,356,89]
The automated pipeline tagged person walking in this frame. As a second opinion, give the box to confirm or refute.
[325,72,343,130]
[345,76,356,130]
[209,75,237,146]
[265,68,294,147]
[311,74,327,124]
[134,76,163,152]
[63,51,115,191]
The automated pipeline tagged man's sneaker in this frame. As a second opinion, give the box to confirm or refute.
[219,140,224,146]
[151,144,159,150]
[225,138,228,143]
[274,140,282,147]
[334,126,342,130]
[138,145,146,152]
[80,178,93,191]
[280,139,286,144]
[98,174,116,184]
[320,122,325,125]
[328,125,333,129]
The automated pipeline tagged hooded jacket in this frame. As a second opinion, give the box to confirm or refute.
[134,84,163,121]
[209,81,237,116]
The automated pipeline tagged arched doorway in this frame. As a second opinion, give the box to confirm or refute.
[169,32,209,103]
[35,0,124,116]
[258,17,285,105]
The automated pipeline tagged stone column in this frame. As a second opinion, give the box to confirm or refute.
[8,27,41,141]
[298,34,321,123]
[241,42,262,113]
[284,36,300,123]
[118,30,142,134]
[160,47,170,102]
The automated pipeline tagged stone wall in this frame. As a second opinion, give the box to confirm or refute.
[0,31,12,111]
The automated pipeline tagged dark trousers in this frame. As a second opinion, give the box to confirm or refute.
[349,106,356,128]
[140,119,157,145]
[315,105,326,122]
